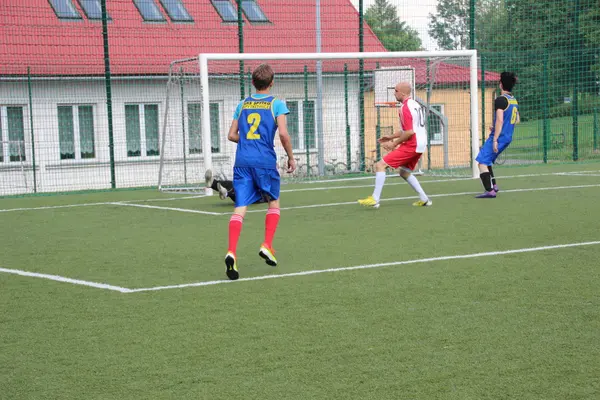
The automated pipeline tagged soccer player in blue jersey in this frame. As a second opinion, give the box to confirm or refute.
[224,64,296,280]
[475,72,519,198]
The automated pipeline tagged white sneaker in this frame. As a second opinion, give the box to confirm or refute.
[204,169,213,188]
[216,183,228,200]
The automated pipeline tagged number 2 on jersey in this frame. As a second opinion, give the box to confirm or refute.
[246,113,261,140]
[510,108,518,125]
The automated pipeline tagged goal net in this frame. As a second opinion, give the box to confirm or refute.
[158,50,480,193]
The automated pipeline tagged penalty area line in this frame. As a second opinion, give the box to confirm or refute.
[127,240,600,292]
[108,202,226,216]
[0,267,132,293]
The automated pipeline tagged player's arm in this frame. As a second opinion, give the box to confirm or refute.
[277,114,296,172]
[390,129,414,147]
[227,119,239,143]
[492,96,508,142]
[388,104,415,147]
[493,109,504,143]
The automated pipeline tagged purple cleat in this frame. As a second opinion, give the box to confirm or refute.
[476,190,497,198]
[493,184,499,192]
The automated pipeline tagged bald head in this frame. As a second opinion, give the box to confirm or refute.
[394,82,412,102]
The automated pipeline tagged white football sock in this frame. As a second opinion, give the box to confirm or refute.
[372,172,386,202]
[404,174,428,202]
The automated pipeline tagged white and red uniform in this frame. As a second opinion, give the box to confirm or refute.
[383,97,427,171]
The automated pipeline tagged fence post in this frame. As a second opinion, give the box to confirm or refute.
[304,66,310,170]
[100,0,116,188]
[542,51,550,163]
[480,55,486,146]
[179,71,187,185]
[426,58,432,170]
[27,67,37,193]
[469,0,476,50]
[572,0,580,161]
[237,0,245,100]
[594,108,598,152]
[344,63,351,170]
[358,0,365,171]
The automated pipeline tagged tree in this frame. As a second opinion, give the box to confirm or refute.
[364,0,422,52]
[428,0,470,50]
[428,0,497,50]
[429,0,599,118]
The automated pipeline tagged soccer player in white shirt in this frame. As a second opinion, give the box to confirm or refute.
[358,82,432,208]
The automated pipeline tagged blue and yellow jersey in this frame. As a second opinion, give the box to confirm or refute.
[492,93,519,142]
[233,94,289,169]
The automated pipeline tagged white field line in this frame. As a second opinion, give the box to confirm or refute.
[0,267,132,293]
[127,240,600,292]
[245,183,600,213]
[555,173,600,177]
[23,183,600,216]
[0,170,598,214]
[108,202,224,216]
[0,202,112,213]
[557,170,600,175]
[121,195,207,203]
[3,240,599,293]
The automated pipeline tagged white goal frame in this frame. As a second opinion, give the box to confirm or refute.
[198,50,480,182]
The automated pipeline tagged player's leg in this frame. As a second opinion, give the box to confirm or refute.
[255,168,281,266]
[399,153,431,207]
[488,140,511,192]
[488,165,498,192]
[358,153,397,208]
[225,168,262,280]
[216,179,235,202]
[205,169,215,189]
[475,138,496,197]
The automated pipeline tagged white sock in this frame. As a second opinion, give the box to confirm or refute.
[372,172,386,202]
[404,174,428,202]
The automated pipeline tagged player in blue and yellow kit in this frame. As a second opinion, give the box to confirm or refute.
[475,72,519,198]
[224,64,296,280]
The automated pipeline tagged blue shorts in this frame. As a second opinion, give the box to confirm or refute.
[233,167,280,207]
[476,137,512,166]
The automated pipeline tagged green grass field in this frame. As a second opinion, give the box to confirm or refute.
[1,163,600,399]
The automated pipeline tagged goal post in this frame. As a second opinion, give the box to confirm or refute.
[199,50,479,180]
[158,49,480,193]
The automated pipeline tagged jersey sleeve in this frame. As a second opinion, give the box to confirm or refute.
[401,104,414,131]
[494,96,509,111]
[232,101,244,120]
[273,99,290,117]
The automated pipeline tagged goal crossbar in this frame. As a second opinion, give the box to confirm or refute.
[198,50,480,179]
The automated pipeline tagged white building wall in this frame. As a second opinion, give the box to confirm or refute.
[0,75,361,195]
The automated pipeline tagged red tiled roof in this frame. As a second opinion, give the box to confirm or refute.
[0,0,498,83]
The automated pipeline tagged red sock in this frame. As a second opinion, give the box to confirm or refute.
[228,214,244,254]
[264,208,280,249]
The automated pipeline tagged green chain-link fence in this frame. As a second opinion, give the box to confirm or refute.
[1,0,598,195]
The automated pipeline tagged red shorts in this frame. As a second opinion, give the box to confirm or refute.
[382,145,422,171]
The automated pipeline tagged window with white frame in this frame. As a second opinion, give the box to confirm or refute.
[48,0,82,19]
[210,0,237,22]
[125,104,160,157]
[57,105,96,160]
[187,102,220,154]
[241,0,269,23]
[285,99,315,151]
[428,104,444,144]
[76,0,111,20]
[0,106,26,163]
[158,0,193,22]
[132,0,166,22]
